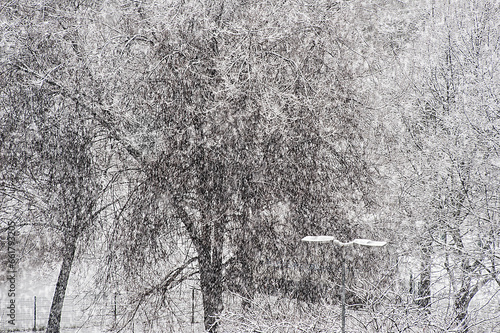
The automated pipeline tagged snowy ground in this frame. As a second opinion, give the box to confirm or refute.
[0,260,205,332]
[2,259,500,332]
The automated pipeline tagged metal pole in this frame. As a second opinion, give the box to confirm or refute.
[341,247,346,333]
[301,236,387,333]
[33,296,37,332]
[191,287,195,324]
[114,292,117,324]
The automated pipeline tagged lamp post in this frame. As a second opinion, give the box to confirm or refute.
[301,236,387,333]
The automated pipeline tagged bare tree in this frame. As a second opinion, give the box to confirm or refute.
[4,1,393,332]
[398,1,500,331]
[0,83,105,333]
[1,2,109,332]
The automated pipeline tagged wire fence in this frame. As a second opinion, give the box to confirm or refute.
[0,293,113,332]
[0,283,207,333]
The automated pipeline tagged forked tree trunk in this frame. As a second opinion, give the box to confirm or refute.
[450,226,482,333]
[46,236,77,333]
[453,287,474,333]
[452,260,483,333]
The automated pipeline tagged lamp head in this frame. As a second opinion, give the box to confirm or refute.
[352,239,387,247]
[301,236,335,243]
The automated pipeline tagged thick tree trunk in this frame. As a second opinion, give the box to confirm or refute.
[46,237,77,333]
[240,251,255,311]
[198,242,224,333]
[175,197,225,333]
[197,207,225,333]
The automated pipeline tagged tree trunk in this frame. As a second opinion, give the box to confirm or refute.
[450,227,476,333]
[198,241,224,333]
[240,253,254,311]
[453,287,473,333]
[239,206,255,311]
[416,238,432,310]
[452,259,483,333]
[46,236,77,333]
[176,197,225,333]
[195,207,225,333]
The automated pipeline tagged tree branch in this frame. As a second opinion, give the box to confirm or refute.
[12,62,146,166]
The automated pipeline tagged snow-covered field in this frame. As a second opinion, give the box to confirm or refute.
[2,257,500,332]
[1,262,98,331]
[0,260,205,332]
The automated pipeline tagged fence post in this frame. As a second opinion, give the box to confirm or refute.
[191,288,195,324]
[114,292,118,325]
[33,296,37,332]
